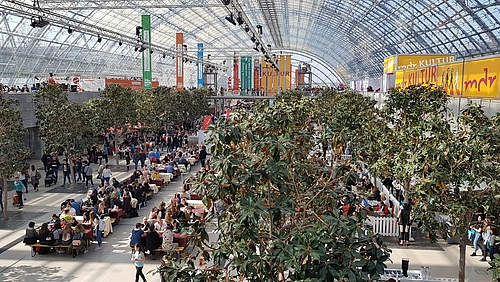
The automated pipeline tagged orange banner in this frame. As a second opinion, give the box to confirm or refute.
[176,33,184,90]
[395,56,500,98]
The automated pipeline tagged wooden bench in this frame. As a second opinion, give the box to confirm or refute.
[26,243,70,257]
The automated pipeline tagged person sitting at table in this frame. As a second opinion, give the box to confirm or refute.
[60,208,73,223]
[70,223,87,258]
[66,202,77,217]
[69,216,78,227]
[151,170,160,180]
[179,197,189,208]
[178,187,191,200]
[70,199,81,217]
[145,226,161,259]
[61,223,74,246]
[149,213,158,227]
[158,202,167,220]
[376,201,390,215]
[171,205,183,222]
[37,222,52,245]
[82,211,90,223]
[162,224,179,252]
[110,187,122,208]
[23,221,38,244]
[52,222,63,252]
[182,206,194,221]
[96,201,106,217]
[166,162,175,174]
[149,207,158,219]
[49,213,61,225]
[141,217,152,232]
[154,218,166,232]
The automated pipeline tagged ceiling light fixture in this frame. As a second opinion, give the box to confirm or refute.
[97,35,102,43]
[256,25,262,35]
[67,27,73,34]
[244,25,250,32]
[118,41,123,46]
[223,0,231,5]
[236,13,244,25]
[225,13,237,25]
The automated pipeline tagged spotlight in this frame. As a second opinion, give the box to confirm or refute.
[30,16,49,28]
[138,44,146,52]
[251,34,256,42]
[225,13,237,25]
[162,54,166,58]
[223,60,226,64]
[67,27,73,34]
[223,0,231,5]
[253,46,259,52]
[135,46,139,52]
[136,26,142,36]
[172,56,175,59]
[118,41,123,46]
[244,25,250,32]
[236,13,244,25]
[207,54,211,60]
[151,50,153,54]
[267,44,271,49]
[256,25,262,35]
[97,35,102,43]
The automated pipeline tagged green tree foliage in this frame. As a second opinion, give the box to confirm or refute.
[410,103,500,282]
[97,84,138,165]
[381,85,450,201]
[0,95,31,219]
[154,87,212,130]
[154,92,390,281]
[34,84,97,187]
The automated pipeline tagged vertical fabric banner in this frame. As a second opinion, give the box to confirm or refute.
[233,56,240,92]
[142,15,152,90]
[247,56,253,93]
[176,33,184,90]
[253,58,260,95]
[197,43,204,88]
[240,56,247,94]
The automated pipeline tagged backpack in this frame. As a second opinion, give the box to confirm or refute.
[35,171,41,180]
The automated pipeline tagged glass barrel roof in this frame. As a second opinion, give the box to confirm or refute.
[0,0,499,86]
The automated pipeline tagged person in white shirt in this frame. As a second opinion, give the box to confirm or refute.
[102,165,112,183]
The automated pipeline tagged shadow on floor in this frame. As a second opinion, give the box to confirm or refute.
[0,265,76,282]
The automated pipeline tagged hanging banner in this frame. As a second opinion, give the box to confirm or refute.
[260,57,277,96]
[253,58,260,95]
[197,43,204,88]
[176,33,184,90]
[233,57,240,92]
[384,54,456,73]
[227,76,232,91]
[247,56,253,93]
[142,15,152,90]
[278,55,292,91]
[394,55,500,98]
[240,56,247,94]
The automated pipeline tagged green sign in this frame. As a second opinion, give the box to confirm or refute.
[142,15,152,90]
[240,56,252,95]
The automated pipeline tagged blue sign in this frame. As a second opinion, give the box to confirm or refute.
[197,43,204,88]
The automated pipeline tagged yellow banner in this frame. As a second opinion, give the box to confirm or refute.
[383,56,396,73]
[396,54,455,71]
[394,56,500,98]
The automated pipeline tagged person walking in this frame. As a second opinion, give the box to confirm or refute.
[62,159,72,186]
[14,175,25,208]
[29,165,41,192]
[51,156,61,184]
[102,165,112,183]
[199,145,207,168]
[41,153,48,172]
[132,243,147,282]
[83,162,94,187]
[19,170,29,193]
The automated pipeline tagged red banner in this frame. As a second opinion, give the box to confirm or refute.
[233,57,240,92]
[176,33,184,90]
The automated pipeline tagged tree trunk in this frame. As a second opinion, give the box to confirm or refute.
[3,178,8,220]
[115,133,121,167]
[404,180,410,204]
[458,230,467,282]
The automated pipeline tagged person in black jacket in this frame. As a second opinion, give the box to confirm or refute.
[199,146,207,168]
[51,156,61,184]
[23,221,38,244]
[145,226,161,259]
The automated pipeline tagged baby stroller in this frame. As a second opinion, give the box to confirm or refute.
[44,168,56,187]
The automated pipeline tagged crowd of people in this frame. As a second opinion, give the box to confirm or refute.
[1,84,36,93]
